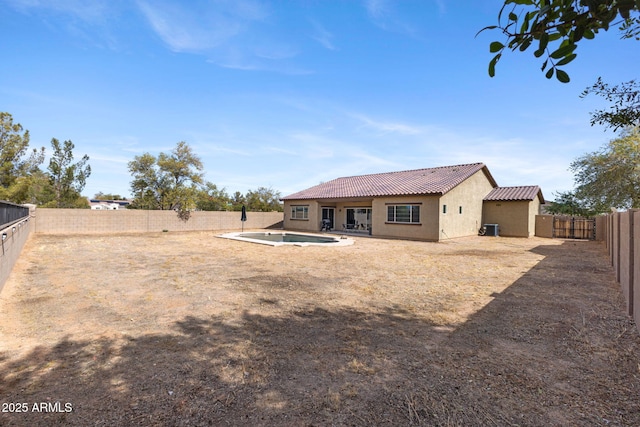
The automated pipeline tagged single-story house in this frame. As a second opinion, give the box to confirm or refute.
[88,199,131,210]
[280,162,544,241]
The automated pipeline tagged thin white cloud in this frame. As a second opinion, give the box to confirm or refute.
[351,113,422,135]
[362,0,423,39]
[310,20,336,50]
[136,0,259,52]
[6,0,111,22]
[364,0,388,20]
[136,0,312,73]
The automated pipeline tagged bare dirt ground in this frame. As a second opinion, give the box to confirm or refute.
[0,230,639,426]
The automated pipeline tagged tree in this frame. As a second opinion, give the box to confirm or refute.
[230,191,246,211]
[128,141,204,217]
[7,169,54,205]
[580,78,640,130]
[481,1,640,82]
[244,187,283,212]
[0,112,45,193]
[46,138,91,208]
[569,127,640,212]
[545,190,595,216]
[94,192,126,200]
[196,182,231,211]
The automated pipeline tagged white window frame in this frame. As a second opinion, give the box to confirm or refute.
[386,204,421,224]
[290,205,309,220]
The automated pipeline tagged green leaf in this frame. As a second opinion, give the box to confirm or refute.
[548,32,562,41]
[508,12,518,21]
[538,32,549,50]
[556,69,570,83]
[550,43,576,59]
[518,38,532,51]
[583,28,595,39]
[555,53,577,66]
[488,53,501,77]
[545,67,554,79]
[489,41,504,53]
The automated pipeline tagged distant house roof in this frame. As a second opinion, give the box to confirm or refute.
[484,186,545,203]
[281,163,497,200]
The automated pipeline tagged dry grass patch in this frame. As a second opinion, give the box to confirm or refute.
[0,231,639,426]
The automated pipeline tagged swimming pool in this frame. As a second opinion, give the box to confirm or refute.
[218,231,354,247]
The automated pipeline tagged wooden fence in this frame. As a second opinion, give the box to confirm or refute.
[552,216,595,239]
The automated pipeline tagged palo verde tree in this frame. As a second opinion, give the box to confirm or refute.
[46,138,91,208]
[128,141,204,219]
[569,127,640,212]
[481,0,640,83]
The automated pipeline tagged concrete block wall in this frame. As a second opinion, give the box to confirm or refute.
[33,209,284,234]
[605,210,640,332]
[0,217,32,293]
[595,216,607,241]
[618,211,635,316]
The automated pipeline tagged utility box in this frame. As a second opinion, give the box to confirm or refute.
[484,224,499,236]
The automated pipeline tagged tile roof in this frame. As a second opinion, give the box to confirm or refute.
[484,186,544,203]
[282,163,496,200]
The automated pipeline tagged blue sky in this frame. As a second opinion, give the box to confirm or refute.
[2,0,638,201]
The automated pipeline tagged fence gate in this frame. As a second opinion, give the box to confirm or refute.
[552,216,595,239]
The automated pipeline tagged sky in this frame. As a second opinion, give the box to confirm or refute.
[2,0,638,201]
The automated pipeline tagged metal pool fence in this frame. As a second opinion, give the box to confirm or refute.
[0,201,30,228]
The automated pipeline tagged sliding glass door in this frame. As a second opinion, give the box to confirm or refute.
[346,207,371,230]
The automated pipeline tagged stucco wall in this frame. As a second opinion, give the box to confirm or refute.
[372,195,440,241]
[528,197,541,236]
[483,200,533,237]
[34,209,283,234]
[535,214,554,238]
[283,200,321,233]
[439,170,496,239]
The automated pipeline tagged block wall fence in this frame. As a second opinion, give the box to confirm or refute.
[603,210,640,332]
[33,208,284,234]
[0,216,32,293]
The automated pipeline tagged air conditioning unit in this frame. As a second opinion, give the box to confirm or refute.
[484,224,499,236]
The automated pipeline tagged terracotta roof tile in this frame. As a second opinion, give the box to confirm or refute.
[484,186,544,202]
[282,163,495,200]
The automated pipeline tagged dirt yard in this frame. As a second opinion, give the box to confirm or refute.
[1,231,639,426]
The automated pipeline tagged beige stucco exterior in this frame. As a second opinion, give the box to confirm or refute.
[283,169,500,241]
[439,169,496,239]
[482,196,541,237]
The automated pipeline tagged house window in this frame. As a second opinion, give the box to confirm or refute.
[387,205,420,223]
[291,205,309,220]
[459,206,463,214]
[442,205,447,214]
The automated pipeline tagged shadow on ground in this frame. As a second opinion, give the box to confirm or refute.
[1,241,639,426]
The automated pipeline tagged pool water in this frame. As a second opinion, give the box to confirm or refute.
[239,232,338,243]
[218,231,354,247]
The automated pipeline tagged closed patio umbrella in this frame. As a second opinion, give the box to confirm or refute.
[241,205,247,231]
